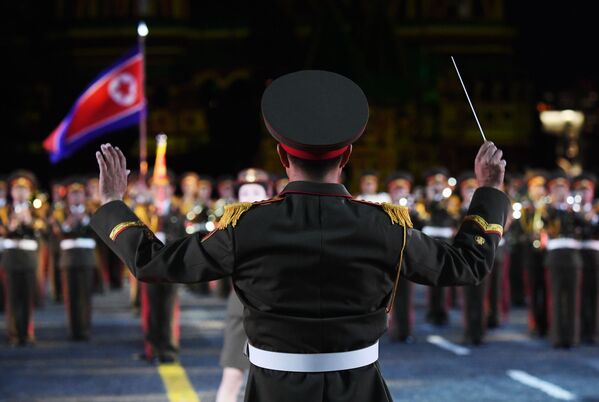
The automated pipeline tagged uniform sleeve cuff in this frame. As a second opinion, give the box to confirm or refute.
[465,187,511,234]
[90,201,144,243]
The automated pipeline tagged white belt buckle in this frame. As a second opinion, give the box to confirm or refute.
[247,341,379,373]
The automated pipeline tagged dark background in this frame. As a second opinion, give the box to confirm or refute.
[2,0,599,191]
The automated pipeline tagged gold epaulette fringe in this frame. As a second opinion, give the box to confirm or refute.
[218,202,253,229]
[381,203,413,228]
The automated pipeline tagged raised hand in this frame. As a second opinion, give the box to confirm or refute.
[96,143,129,205]
[474,141,506,189]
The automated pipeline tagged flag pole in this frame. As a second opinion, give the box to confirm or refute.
[137,21,149,180]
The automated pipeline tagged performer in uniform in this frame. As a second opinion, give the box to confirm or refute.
[216,168,271,402]
[139,136,186,363]
[385,171,420,343]
[574,173,599,343]
[505,173,527,307]
[47,179,67,301]
[520,171,549,337]
[0,176,8,313]
[88,175,120,290]
[458,171,488,344]
[355,170,391,203]
[487,207,510,329]
[213,175,237,298]
[2,170,44,346]
[543,171,583,348]
[418,167,458,325]
[54,177,98,340]
[92,70,509,402]
[181,173,215,295]
[179,172,200,219]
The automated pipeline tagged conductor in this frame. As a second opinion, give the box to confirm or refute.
[92,70,509,402]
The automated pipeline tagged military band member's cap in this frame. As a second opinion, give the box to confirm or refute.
[423,167,450,183]
[505,172,523,182]
[261,70,369,160]
[180,172,200,183]
[458,171,477,189]
[526,170,547,188]
[573,172,597,189]
[192,175,214,188]
[217,174,234,183]
[386,171,413,190]
[547,171,570,189]
[64,176,87,192]
[8,170,37,191]
[233,168,270,195]
[360,169,379,184]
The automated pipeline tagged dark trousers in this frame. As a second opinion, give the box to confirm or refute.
[487,250,505,328]
[526,247,548,336]
[245,362,393,402]
[4,268,36,344]
[580,249,599,343]
[427,286,448,325]
[141,282,179,360]
[96,241,122,291]
[463,282,486,344]
[106,249,123,290]
[0,260,5,312]
[389,278,412,341]
[61,266,94,340]
[49,247,62,302]
[509,242,526,306]
[547,249,582,347]
[216,278,232,299]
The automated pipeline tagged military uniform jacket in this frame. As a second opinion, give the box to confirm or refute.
[1,205,43,271]
[57,213,98,269]
[91,181,510,402]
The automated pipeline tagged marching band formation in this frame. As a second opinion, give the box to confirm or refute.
[0,163,598,357]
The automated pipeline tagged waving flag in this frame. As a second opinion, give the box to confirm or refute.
[44,46,145,162]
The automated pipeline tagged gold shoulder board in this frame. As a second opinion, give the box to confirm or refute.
[218,197,283,229]
[381,202,413,228]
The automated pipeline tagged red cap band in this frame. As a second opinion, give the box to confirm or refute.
[280,143,349,161]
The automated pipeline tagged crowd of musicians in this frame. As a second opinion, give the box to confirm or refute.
[1,165,598,360]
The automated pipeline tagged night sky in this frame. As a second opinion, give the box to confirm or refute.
[2,1,599,189]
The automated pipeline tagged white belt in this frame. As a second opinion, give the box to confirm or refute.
[3,239,38,251]
[0,237,4,252]
[60,238,97,250]
[546,238,581,251]
[581,240,599,251]
[422,226,454,239]
[247,341,379,373]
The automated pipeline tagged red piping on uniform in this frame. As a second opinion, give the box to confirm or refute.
[173,298,180,347]
[140,282,153,359]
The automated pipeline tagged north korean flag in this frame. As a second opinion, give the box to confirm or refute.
[44,46,145,163]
